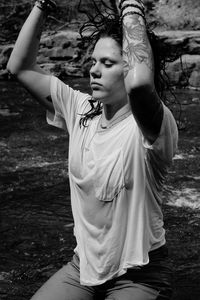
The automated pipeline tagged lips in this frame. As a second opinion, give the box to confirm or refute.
[90,82,102,88]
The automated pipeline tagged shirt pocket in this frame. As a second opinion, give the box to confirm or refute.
[93,148,125,202]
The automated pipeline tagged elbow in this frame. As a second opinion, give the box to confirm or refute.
[6,58,12,73]
[7,59,36,79]
[127,81,154,100]
[6,58,20,77]
[6,52,29,77]
[6,51,15,74]
[127,80,157,111]
[6,58,18,78]
[6,62,14,76]
[125,68,155,96]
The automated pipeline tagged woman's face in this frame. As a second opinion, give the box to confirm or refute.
[90,37,127,106]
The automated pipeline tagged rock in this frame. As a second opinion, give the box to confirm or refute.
[189,70,200,88]
[40,63,63,77]
[40,31,80,48]
[187,37,200,54]
[1,30,200,88]
[167,54,200,88]
[38,46,76,61]
[63,63,84,77]
[192,97,200,103]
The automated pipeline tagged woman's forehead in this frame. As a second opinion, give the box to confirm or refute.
[92,37,121,58]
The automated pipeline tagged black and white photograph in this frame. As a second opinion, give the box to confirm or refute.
[0,1,200,299]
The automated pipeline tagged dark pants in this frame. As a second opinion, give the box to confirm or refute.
[30,246,173,300]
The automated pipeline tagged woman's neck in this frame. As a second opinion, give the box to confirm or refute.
[103,101,129,121]
[100,102,131,129]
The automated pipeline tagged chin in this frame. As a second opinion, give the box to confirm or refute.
[92,91,107,102]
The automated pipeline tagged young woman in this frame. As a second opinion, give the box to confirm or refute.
[7,0,178,299]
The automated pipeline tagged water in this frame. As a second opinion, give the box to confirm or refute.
[0,79,200,299]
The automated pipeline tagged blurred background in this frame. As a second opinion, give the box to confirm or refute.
[1,0,200,45]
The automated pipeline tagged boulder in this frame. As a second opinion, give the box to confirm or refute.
[189,70,200,88]
[167,54,200,88]
[1,30,200,89]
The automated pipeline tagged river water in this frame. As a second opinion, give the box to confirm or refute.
[0,79,200,299]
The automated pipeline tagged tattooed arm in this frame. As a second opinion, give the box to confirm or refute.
[7,6,54,112]
[122,8,163,144]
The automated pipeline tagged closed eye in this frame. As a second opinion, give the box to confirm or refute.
[104,61,113,67]
[91,57,115,68]
[102,58,115,67]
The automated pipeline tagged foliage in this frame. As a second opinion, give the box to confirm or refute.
[154,0,200,30]
[0,0,116,44]
[1,0,200,44]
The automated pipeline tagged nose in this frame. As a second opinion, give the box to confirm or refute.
[90,62,101,78]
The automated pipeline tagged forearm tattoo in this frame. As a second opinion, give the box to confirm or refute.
[122,14,153,77]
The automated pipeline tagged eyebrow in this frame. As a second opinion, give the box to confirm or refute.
[91,55,117,62]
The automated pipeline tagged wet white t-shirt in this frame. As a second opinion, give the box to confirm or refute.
[47,76,178,286]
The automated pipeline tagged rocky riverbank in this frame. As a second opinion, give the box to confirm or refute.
[1,30,200,89]
[1,81,200,300]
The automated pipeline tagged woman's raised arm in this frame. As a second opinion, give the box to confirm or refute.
[7,1,56,112]
[120,0,163,144]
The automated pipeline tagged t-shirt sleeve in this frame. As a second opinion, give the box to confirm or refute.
[142,103,178,164]
[46,76,90,134]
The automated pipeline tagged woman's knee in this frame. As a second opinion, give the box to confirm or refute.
[29,265,94,300]
[29,266,69,300]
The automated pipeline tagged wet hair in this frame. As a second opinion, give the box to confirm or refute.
[78,0,181,127]
[79,10,122,127]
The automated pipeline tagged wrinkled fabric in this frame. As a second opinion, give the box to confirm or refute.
[47,76,178,286]
[31,246,172,300]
